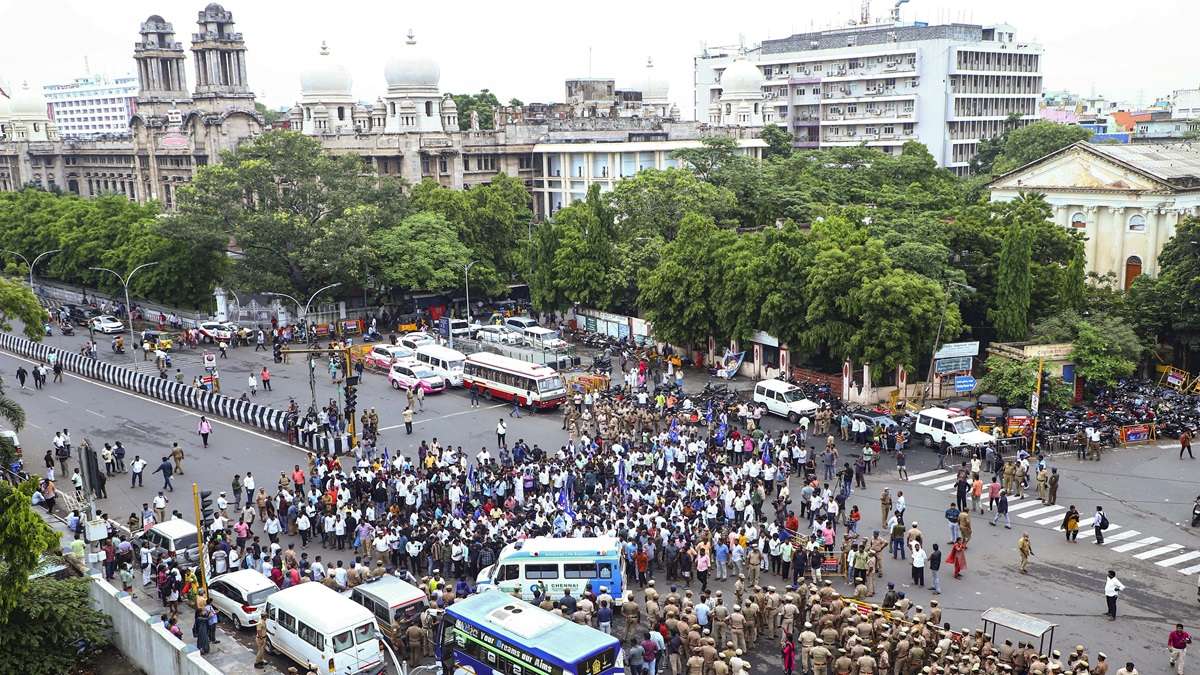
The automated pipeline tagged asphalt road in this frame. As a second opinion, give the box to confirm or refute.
[6,331,1200,674]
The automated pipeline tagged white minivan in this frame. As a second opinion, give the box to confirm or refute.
[913,407,995,449]
[752,379,820,423]
[414,344,466,386]
[264,582,386,675]
[522,325,568,351]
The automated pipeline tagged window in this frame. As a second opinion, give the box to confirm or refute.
[564,563,598,579]
[1128,214,1146,231]
[389,102,395,115]
[524,563,559,579]
[297,621,325,650]
[1124,256,1142,290]
[496,564,520,581]
[1070,212,1086,229]
[332,629,354,653]
[277,609,297,632]
[337,106,345,121]
[425,101,433,117]
[354,623,375,645]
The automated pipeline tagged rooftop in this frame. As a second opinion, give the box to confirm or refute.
[1085,142,1200,184]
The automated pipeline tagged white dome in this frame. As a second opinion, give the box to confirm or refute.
[720,57,762,97]
[641,57,669,103]
[9,81,47,118]
[384,30,440,91]
[300,42,352,98]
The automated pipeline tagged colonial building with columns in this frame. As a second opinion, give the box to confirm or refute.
[989,141,1200,289]
[1,4,763,220]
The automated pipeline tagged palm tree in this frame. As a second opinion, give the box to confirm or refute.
[0,375,24,470]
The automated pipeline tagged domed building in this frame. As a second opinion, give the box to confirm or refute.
[715,55,764,127]
[383,30,447,133]
[5,81,58,142]
[640,57,671,118]
[298,42,356,135]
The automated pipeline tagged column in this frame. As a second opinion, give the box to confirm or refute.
[194,54,204,88]
[1084,205,1099,275]
[1110,206,1126,285]
[238,53,248,88]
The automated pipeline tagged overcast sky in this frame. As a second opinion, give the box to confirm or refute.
[2,0,1197,116]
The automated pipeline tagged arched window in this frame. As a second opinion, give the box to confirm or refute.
[337,106,345,121]
[1128,214,1146,231]
[754,102,759,114]
[33,123,40,132]
[1124,256,1142,290]
[305,107,311,120]
[1070,212,1086,228]
[389,102,396,115]
[725,103,731,115]
[425,101,433,117]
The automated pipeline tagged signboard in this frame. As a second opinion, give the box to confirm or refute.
[448,618,578,675]
[934,341,980,359]
[202,352,216,369]
[438,317,450,338]
[1119,423,1154,444]
[584,316,597,333]
[954,375,977,393]
[1022,343,1073,360]
[1029,392,1040,416]
[935,356,973,374]
[1164,368,1189,388]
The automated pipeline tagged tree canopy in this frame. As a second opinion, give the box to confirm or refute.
[450,90,503,130]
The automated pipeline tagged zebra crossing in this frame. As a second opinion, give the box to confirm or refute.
[905,469,1200,576]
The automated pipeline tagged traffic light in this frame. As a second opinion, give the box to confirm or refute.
[344,383,358,411]
[199,490,215,531]
[273,341,282,364]
[1038,369,1050,399]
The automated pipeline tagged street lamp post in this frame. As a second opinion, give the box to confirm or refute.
[463,260,479,323]
[921,280,976,407]
[226,288,242,324]
[90,262,160,366]
[4,248,62,292]
[265,283,343,338]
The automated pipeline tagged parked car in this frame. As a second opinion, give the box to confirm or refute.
[475,324,520,345]
[363,344,415,371]
[398,331,436,351]
[207,569,278,629]
[853,409,900,431]
[88,315,125,335]
[197,321,234,343]
[503,316,539,334]
[447,319,479,339]
[64,304,101,327]
[388,362,447,394]
[136,519,200,566]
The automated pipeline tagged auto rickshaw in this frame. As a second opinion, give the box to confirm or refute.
[977,405,1005,435]
[140,330,174,351]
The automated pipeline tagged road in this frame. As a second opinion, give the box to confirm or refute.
[6,332,1200,673]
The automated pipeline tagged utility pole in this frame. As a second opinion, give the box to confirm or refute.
[282,345,358,450]
[1030,357,1045,454]
[191,483,211,596]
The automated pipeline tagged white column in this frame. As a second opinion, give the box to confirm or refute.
[1084,206,1099,275]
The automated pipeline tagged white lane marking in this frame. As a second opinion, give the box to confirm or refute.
[0,349,296,449]
[1036,514,1067,526]
[1133,543,1184,561]
[907,470,947,481]
[1110,536,1162,553]
[1084,524,1122,539]
[1178,562,1200,575]
[918,474,956,487]
[1156,550,1200,568]
[1018,505,1065,519]
[49,395,70,404]
[1097,529,1139,543]
[935,483,956,492]
[378,403,506,431]
[1004,499,1043,512]
[85,409,105,418]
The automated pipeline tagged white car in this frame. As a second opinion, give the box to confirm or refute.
[388,362,447,394]
[88,315,125,334]
[398,331,436,350]
[476,325,520,345]
[363,344,415,370]
[207,569,278,629]
[197,321,233,343]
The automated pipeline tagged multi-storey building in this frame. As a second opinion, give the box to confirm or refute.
[0,3,762,219]
[695,20,1043,173]
[43,74,139,138]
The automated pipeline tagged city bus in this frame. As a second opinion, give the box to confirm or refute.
[462,352,568,409]
[475,536,627,605]
[438,590,622,675]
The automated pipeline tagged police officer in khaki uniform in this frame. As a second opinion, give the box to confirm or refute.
[255,618,269,669]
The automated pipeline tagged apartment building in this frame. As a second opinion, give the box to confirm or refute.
[695,21,1043,173]
[43,74,139,138]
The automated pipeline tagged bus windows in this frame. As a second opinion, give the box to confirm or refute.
[525,563,559,579]
[564,563,598,579]
[496,564,519,581]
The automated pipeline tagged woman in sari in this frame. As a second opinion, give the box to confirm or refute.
[946,537,967,578]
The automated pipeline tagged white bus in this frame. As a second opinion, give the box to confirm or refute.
[264,582,386,675]
[414,344,466,386]
[475,536,627,605]
[462,352,568,409]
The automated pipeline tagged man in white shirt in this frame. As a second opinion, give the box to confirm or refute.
[910,542,927,587]
[1104,570,1125,620]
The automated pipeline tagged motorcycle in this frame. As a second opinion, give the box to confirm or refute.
[60,322,75,337]
[1192,497,1200,527]
[111,337,125,354]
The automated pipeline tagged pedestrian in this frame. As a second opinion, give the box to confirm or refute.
[1018,532,1034,573]
[1062,506,1080,542]
[255,617,268,668]
[496,419,507,449]
[218,341,228,358]
[1168,623,1191,675]
[416,385,425,412]
[248,372,257,396]
[130,455,146,487]
[782,634,796,675]
[510,393,522,418]
[1094,505,1108,545]
[990,490,1011,528]
[946,537,966,578]
[260,366,272,391]
[169,442,185,475]
[153,456,174,492]
[15,366,27,389]
[403,407,414,434]
[1181,429,1194,460]
[198,416,213,448]
[52,360,63,383]
[928,543,942,594]
[1104,569,1125,620]
[193,604,211,654]
[469,385,479,407]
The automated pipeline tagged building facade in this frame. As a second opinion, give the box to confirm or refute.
[989,142,1200,289]
[695,20,1042,173]
[0,4,762,219]
[43,74,139,138]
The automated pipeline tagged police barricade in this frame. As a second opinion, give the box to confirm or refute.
[994,436,1028,460]
[1118,423,1156,446]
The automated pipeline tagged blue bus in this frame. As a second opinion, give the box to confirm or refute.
[438,590,623,675]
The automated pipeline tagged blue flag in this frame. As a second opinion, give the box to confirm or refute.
[617,459,629,494]
[557,484,576,520]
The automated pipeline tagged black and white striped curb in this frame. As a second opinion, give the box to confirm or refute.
[0,332,288,436]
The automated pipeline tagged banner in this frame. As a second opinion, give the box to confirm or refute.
[1118,423,1155,444]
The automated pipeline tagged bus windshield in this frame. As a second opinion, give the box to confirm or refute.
[538,376,564,393]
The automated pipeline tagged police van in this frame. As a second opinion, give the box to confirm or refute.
[475,536,626,604]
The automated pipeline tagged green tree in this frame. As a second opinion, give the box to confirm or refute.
[1071,321,1137,387]
[849,268,961,377]
[171,131,409,298]
[370,212,491,294]
[991,121,1092,175]
[978,355,1071,409]
[671,136,741,183]
[450,89,502,130]
[988,195,1040,341]
[527,186,625,312]
[254,101,282,124]
[759,124,794,159]
[609,168,736,241]
[638,213,737,347]
[0,479,60,622]
[0,277,46,341]
[410,174,531,278]
[1060,248,1087,313]
[0,576,111,675]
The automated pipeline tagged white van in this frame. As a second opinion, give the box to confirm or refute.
[752,379,820,423]
[414,344,466,387]
[475,536,627,605]
[345,575,428,642]
[522,326,568,351]
[913,407,995,448]
[503,316,539,334]
[264,582,386,675]
[138,519,200,565]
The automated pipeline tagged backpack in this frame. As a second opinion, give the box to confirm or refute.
[1099,513,1110,530]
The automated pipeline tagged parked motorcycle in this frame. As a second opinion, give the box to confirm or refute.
[1192,496,1200,527]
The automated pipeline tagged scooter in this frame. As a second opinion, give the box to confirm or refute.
[60,323,75,337]
[111,338,125,354]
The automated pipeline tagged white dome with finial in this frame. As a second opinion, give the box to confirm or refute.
[720,56,763,97]
[384,30,440,91]
[300,41,353,98]
[642,57,669,104]
[9,81,48,119]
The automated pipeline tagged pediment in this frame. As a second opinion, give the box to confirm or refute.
[991,147,1166,192]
